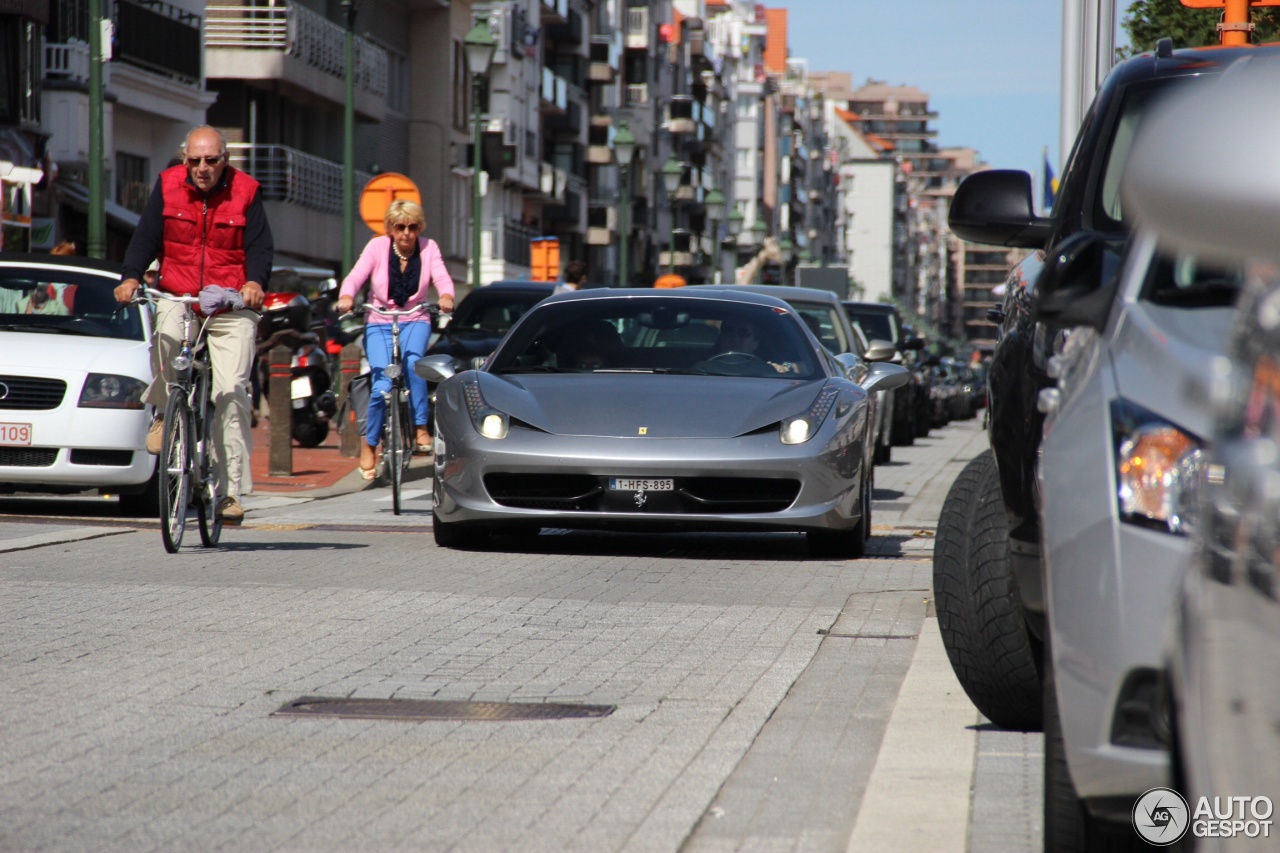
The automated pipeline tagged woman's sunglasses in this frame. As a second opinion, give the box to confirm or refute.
[391,223,422,232]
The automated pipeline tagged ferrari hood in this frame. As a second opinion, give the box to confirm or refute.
[474,372,840,438]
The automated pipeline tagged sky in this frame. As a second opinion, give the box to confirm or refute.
[787,0,1070,177]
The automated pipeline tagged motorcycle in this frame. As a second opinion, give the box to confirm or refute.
[258,291,338,448]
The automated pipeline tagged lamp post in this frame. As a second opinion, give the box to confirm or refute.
[661,155,683,274]
[613,122,636,288]
[340,0,359,275]
[750,216,768,248]
[464,21,496,291]
[725,208,743,283]
[778,235,794,285]
[703,188,725,283]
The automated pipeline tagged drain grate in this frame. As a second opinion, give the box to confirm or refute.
[272,696,615,721]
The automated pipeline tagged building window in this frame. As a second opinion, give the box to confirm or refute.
[386,50,408,114]
[453,41,467,131]
[116,152,150,214]
[0,18,41,126]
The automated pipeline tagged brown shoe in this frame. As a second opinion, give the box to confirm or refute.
[145,416,164,455]
[217,496,245,523]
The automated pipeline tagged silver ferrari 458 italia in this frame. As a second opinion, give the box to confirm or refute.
[417,287,908,556]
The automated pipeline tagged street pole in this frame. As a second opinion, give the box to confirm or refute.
[472,73,483,290]
[668,194,676,275]
[87,0,105,258]
[341,1,357,276]
[618,165,629,288]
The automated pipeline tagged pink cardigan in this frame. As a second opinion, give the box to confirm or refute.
[339,235,455,324]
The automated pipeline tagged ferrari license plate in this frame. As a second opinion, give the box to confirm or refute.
[609,478,673,492]
[0,422,33,446]
[290,375,313,400]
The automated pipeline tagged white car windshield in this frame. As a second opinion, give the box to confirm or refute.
[0,270,146,341]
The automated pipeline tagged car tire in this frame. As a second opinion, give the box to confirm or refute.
[432,511,488,549]
[933,449,1043,731]
[1044,657,1147,852]
[808,472,870,558]
[118,469,161,518]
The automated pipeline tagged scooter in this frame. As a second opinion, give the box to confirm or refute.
[258,292,338,448]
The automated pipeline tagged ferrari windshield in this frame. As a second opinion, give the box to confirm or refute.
[448,289,549,334]
[488,297,825,379]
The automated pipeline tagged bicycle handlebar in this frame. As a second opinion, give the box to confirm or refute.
[134,287,200,305]
[358,303,444,318]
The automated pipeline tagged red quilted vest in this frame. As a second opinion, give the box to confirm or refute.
[157,165,261,295]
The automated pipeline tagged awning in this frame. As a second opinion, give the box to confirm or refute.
[0,129,44,186]
[57,180,141,231]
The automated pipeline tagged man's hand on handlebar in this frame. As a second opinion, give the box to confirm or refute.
[241,281,265,311]
[115,278,141,305]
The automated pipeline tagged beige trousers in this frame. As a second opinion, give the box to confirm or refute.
[146,301,259,500]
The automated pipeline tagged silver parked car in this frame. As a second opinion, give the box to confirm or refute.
[418,287,907,556]
[1035,227,1243,846]
[1123,55,1280,852]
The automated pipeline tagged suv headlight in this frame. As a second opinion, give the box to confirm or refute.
[78,374,147,409]
[462,379,509,440]
[1112,400,1205,535]
[781,384,839,445]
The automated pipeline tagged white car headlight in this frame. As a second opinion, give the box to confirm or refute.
[780,385,839,445]
[1112,400,1205,535]
[463,379,509,440]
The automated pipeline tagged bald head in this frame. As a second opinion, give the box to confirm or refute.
[182,126,228,193]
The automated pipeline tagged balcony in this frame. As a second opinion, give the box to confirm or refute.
[588,40,615,83]
[624,6,649,50]
[540,67,568,114]
[115,0,202,84]
[206,2,388,120]
[586,205,615,245]
[225,143,372,264]
[624,83,649,107]
[667,95,695,135]
[44,41,109,86]
[544,101,582,138]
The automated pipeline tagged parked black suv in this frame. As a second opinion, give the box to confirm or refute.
[842,301,926,444]
[935,37,1280,848]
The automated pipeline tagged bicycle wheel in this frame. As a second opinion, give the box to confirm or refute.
[194,370,222,547]
[159,394,192,553]
[387,384,405,515]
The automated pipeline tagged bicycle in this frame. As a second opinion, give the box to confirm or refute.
[134,287,223,552]
[351,303,441,515]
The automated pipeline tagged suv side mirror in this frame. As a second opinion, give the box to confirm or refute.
[949,170,1053,248]
[1033,231,1122,331]
[865,339,897,362]
[414,353,458,383]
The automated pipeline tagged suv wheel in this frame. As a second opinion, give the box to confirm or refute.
[933,450,1042,730]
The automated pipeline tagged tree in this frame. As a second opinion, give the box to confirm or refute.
[1120,0,1280,58]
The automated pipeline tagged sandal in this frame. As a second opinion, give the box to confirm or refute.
[415,442,433,454]
[358,464,377,481]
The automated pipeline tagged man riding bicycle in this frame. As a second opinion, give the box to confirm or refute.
[114,125,274,523]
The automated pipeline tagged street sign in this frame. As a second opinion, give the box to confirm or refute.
[359,173,421,235]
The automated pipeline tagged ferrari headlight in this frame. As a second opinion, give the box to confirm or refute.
[78,374,147,409]
[463,379,509,440]
[1112,400,1205,535]
[781,384,840,445]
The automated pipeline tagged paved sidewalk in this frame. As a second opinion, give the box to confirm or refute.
[246,417,431,500]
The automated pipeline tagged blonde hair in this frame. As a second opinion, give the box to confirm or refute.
[384,200,426,234]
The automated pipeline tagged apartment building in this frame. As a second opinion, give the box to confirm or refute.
[1,0,214,254]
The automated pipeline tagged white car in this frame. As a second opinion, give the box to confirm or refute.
[0,254,157,515]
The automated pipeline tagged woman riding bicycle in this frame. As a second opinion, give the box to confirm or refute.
[336,200,455,479]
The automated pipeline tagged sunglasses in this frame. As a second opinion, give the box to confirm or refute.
[391,223,422,232]
[185,155,225,167]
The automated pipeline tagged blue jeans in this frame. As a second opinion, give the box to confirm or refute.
[364,320,431,446]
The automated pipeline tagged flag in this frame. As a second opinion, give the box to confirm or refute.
[1043,151,1059,212]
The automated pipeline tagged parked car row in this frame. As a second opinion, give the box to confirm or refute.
[936,36,1280,853]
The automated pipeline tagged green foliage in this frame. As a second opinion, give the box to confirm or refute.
[1120,0,1280,58]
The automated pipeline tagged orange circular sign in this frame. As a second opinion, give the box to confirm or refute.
[654,273,687,289]
[359,173,422,235]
